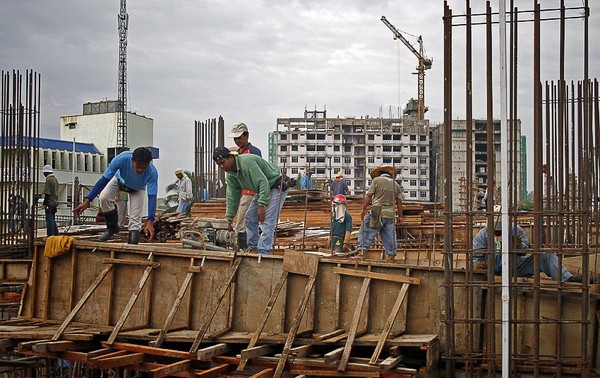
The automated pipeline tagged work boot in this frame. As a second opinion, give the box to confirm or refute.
[567,275,597,284]
[128,230,141,245]
[385,254,395,262]
[237,232,248,250]
[98,208,120,242]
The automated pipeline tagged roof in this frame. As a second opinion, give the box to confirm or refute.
[1,136,101,154]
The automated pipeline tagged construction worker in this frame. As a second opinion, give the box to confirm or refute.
[472,220,592,283]
[301,170,314,190]
[213,146,290,255]
[42,165,59,236]
[174,168,192,214]
[331,194,352,252]
[355,165,403,261]
[230,122,262,249]
[330,171,348,197]
[74,147,158,244]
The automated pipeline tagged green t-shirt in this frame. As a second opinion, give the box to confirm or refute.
[43,174,59,206]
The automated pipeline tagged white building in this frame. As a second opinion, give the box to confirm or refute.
[273,109,431,201]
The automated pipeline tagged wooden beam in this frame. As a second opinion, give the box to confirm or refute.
[150,359,192,378]
[238,271,289,371]
[102,258,160,267]
[289,344,312,358]
[369,283,410,364]
[249,368,275,377]
[274,274,317,378]
[52,264,114,341]
[153,271,195,347]
[189,258,241,353]
[32,340,95,353]
[107,265,155,345]
[101,341,193,360]
[196,343,231,360]
[323,347,344,364]
[378,354,405,371]
[194,363,232,377]
[90,352,145,369]
[315,329,345,341]
[332,267,420,285]
[240,345,274,360]
[337,277,371,372]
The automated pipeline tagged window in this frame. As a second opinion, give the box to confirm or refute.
[317,145,325,152]
[419,157,427,164]
[316,168,325,174]
[66,122,77,129]
[280,134,287,140]
[292,145,298,151]
[410,135,416,141]
[383,135,392,141]
[420,191,427,198]
[292,168,298,174]
[334,157,341,163]
[317,134,325,140]
[410,146,416,152]
[307,145,316,152]
[280,157,287,163]
[383,146,392,152]
[410,191,417,198]
[420,135,427,141]
[344,157,351,164]
[344,145,352,153]
[420,146,427,153]
[368,135,374,140]
[292,134,298,140]
[368,146,374,152]
[334,146,340,152]
[383,158,392,164]
[317,157,325,163]
[420,180,427,186]
[292,156,298,163]
[410,180,417,186]
[410,169,417,175]
[334,134,340,140]
[345,168,352,175]
[307,134,316,140]
[368,156,375,163]
[410,157,417,164]
[420,169,427,175]
[280,146,287,152]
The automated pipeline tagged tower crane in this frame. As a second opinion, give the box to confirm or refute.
[381,16,432,120]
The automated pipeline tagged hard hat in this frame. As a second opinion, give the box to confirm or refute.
[333,194,347,205]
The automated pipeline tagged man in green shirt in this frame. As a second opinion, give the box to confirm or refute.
[213,146,289,254]
[42,164,59,236]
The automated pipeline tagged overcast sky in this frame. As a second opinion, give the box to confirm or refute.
[2,1,599,196]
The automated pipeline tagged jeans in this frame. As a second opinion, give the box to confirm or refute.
[245,188,289,254]
[176,198,189,214]
[356,213,397,255]
[45,210,59,236]
[474,252,573,282]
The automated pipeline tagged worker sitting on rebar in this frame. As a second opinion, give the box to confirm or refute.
[472,220,592,283]
[330,194,352,253]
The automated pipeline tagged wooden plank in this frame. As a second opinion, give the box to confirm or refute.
[194,363,232,377]
[69,248,77,311]
[189,258,242,353]
[369,283,410,364]
[282,250,320,277]
[32,340,95,353]
[337,277,371,372]
[316,329,345,341]
[240,345,275,360]
[332,267,420,285]
[150,359,192,378]
[52,264,114,341]
[91,352,145,369]
[378,354,405,371]
[88,347,114,358]
[107,265,155,345]
[17,339,49,353]
[102,258,160,267]
[153,271,195,347]
[44,257,53,320]
[323,347,344,364]
[249,368,274,377]
[102,341,193,360]
[238,271,289,371]
[196,343,231,360]
[289,370,379,377]
[274,274,317,378]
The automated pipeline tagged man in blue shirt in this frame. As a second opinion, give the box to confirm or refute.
[74,147,158,244]
[300,170,314,190]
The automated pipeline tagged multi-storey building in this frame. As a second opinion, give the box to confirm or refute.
[430,119,524,211]
[274,109,431,201]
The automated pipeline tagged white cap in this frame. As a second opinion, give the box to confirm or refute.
[229,123,248,138]
[175,168,184,174]
[42,165,53,173]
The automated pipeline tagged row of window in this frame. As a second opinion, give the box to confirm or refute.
[280,133,428,142]
[280,145,428,153]
[281,156,428,165]
[42,149,106,173]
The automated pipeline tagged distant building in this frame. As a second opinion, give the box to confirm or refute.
[274,109,431,201]
[430,119,524,211]
[60,100,155,160]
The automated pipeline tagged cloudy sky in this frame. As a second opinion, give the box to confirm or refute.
[2,0,599,196]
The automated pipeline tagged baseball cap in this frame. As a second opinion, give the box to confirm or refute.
[42,164,54,173]
[174,168,184,174]
[229,123,248,138]
[213,146,233,161]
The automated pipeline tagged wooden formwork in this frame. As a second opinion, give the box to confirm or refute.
[0,239,461,377]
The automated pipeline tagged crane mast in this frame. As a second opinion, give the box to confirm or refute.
[117,0,128,149]
[381,16,432,120]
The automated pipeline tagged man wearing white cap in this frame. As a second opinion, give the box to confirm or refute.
[42,164,59,236]
[330,170,348,197]
[175,168,193,214]
[229,122,262,250]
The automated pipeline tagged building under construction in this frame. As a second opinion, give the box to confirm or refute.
[1,1,600,377]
